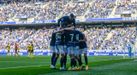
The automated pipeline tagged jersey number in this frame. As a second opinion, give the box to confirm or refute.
[69,34,79,42]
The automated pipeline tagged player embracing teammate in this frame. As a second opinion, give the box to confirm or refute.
[50,13,88,71]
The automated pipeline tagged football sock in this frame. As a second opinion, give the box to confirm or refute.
[84,55,88,65]
[78,55,82,66]
[63,54,67,68]
[53,54,59,66]
[60,56,64,67]
[51,53,56,65]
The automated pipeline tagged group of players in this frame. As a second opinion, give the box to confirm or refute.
[50,14,88,71]
[6,42,34,57]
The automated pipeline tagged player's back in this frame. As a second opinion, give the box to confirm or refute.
[54,30,64,46]
[50,32,56,46]
[63,29,81,47]
[79,33,87,49]
[63,29,73,46]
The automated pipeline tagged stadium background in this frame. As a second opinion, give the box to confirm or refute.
[0,20,137,57]
[0,0,137,59]
[0,0,137,75]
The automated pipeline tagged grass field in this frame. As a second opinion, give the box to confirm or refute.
[0,56,136,75]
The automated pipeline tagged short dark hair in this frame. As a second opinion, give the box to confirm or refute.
[70,13,75,18]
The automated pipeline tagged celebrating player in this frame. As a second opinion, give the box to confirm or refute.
[79,33,88,70]
[50,32,58,69]
[50,13,88,71]
[58,13,76,29]
[57,13,76,70]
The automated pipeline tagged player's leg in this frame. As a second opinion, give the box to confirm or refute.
[63,45,67,70]
[50,46,57,68]
[68,46,75,70]
[53,46,59,67]
[73,46,79,69]
[59,45,65,70]
[7,50,10,56]
[70,46,77,70]
[59,45,68,70]
[30,50,34,58]
[69,54,75,70]
[128,48,132,58]
[51,52,56,66]
[60,53,64,70]
[83,48,88,70]
[16,49,19,56]
[28,50,30,57]
[77,49,83,70]
[53,53,59,66]
[64,52,67,69]
[15,49,17,56]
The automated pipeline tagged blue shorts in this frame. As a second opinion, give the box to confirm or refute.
[79,48,88,54]
[56,45,67,54]
[67,46,79,56]
[50,46,57,53]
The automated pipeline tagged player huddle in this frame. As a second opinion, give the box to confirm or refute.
[50,14,88,70]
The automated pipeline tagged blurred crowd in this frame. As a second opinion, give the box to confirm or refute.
[0,0,136,51]
[85,0,116,18]
[0,28,54,50]
[0,0,136,22]
[0,26,136,51]
[115,0,137,15]
[83,27,136,50]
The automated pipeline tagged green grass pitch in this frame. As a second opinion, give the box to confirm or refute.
[0,56,137,75]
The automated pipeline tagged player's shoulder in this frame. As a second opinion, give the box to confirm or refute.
[54,30,64,35]
[73,29,83,34]
[54,30,61,33]
[63,29,73,33]
[52,32,56,36]
[62,16,69,18]
[60,16,69,20]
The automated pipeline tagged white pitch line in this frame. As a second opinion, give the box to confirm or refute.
[0,61,50,63]
[0,65,49,69]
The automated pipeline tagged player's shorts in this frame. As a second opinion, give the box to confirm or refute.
[56,45,67,54]
[79,48,88,54]
[67,46,79,55]
[73,46,79,56]
[28,50,33,53]
[50,46,57,53]
[63,45,67,54]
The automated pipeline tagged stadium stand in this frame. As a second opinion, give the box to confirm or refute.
[0,0,137,22]
[83,27,136,50]
[0,0,137,56]
[0,26,136,51]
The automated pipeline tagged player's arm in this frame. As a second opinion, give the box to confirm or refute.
[83,34,87,42]
[50,33,55,46]
[72,18,76,28]
[79,33,85,42]
[57,18,62,28]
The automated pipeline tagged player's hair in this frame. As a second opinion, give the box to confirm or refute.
[70,13,75,18]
